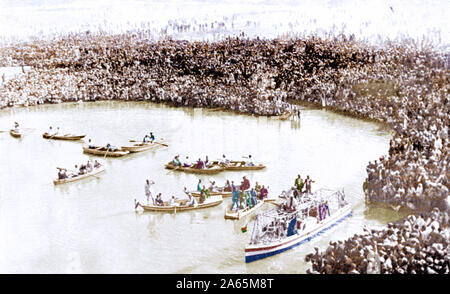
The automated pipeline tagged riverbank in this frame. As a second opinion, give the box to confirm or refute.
[0,31,448,273]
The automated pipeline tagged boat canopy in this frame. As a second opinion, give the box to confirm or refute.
[249,189,348,245]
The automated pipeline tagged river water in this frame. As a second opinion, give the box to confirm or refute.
[0,101,401,273]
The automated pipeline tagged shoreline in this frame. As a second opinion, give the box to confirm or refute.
[1,32,448,274]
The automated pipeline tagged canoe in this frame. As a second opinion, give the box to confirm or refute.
[213,160,266,171]
[191,191,233,198]
[82,146,129,157]
[9,129,22,138]
[53,166,105,185]
[275,112,291,120]
[224,198,273,220]
[43,132,86,140]
[121,139,166,153]
[165,162,225,174]
[138,195,223,212]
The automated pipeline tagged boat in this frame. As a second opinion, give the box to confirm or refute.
[121,139,167,153]
[82,146,129,157]
[43,132,86,140]
[165,162,225,174]
[191,190,233,198]
[9,129,22,138]
[244,189,352,263]
[224,198,274,220]
[136,195,223,212]
[53,165,105,185]
[275,112,291,120]
[213,160,266,171]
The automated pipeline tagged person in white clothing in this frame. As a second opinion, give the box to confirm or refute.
[145,179,155,205]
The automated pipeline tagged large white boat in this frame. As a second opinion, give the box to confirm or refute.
[244,189,352,263]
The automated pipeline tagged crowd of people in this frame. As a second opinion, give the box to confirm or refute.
[1,30,448,273]
[305,208,449,274]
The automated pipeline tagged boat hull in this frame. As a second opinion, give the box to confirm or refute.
[83,146,129,157]
[224,199,267,220]
[244,204,352,263]
[43,133,86,140]
[9,129,22,138]
[165,163,224,174]
[140,196,223,212]
[121,140,165,153]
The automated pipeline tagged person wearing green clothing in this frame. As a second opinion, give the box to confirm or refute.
[246,191,253,208]
[201,185,210,198]
[197,179,202,192]
[295,174,304,193]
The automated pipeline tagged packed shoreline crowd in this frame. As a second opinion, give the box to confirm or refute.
[0,30,448,273]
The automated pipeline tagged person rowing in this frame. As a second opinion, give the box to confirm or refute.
[185,193,197,207]
[244,154,255,166]
[86,160,93,172]
[196,158,205,169]
[48,126,56,136]
[223,180,232,192]
[168,195,180,207]
[143,134,150,143]
[94,160,101,168]
[149,132,155,142]
[172,155,182,166]
[205,155,212,168]
[57,168,68,180]
[13,122,20,132]
[155,193,164,206]
[220,154,230,166]
[183,156,191,167]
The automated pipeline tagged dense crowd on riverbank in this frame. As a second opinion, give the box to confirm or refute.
[0,31,448,273]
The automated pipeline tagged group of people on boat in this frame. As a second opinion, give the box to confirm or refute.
[171,154,257,169]
[142,132,155,143]
[230,176,268,211]
[47,126,62,136]
[294,174,315,195]
[57,159,101,179]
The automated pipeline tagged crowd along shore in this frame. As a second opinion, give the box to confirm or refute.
[0,30,448,273]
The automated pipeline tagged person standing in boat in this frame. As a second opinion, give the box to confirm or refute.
[241,176,250,191]
[231,182,240,211]
[13,122,20,132]
[250,188,258,206]
[305,175,315,194]
[295,174,304,193]
[260,185,268,200]
[145,179,155,205]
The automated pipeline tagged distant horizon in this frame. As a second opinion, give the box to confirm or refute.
[0,0,448,50]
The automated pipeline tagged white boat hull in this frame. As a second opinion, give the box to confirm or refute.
[244,204,352,263]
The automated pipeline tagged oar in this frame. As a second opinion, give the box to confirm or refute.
[103,148,109,158]
[153,141,168,147]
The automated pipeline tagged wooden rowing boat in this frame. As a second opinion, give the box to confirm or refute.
[138,195,223,212]
[82,146,129,157]
[121,139,166,153]
[43,132,86,140]
[275,112,291,120]
[165,162,225,174]
[9,129,22,138]
[53,166,105,185]
[213,160,266,171]
[190,190,233,198]
[224,198,274,220]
